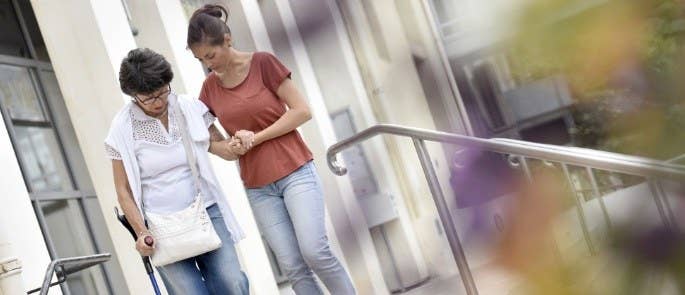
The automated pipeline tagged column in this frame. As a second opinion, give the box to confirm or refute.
[30,0,150,293]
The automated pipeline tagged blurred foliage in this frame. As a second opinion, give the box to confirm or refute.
[507,0,685,159]
[495,1,685,294]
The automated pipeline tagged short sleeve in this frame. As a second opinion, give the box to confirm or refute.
[260,52,291,93]
[203,110,216,127]
[190,98,215,128]
[198,79,214,115]
[104,143,122,160]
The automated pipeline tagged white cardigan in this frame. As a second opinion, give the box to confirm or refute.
[105,94,245,243]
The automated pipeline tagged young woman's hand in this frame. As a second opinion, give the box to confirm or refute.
[234,130,255,149]
[228,137,250,155]
[136,232,155,256]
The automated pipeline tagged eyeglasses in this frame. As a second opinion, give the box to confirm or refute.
[134,85,171,105]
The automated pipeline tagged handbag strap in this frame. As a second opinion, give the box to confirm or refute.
[172,98,203,196]
[140,98,203,216]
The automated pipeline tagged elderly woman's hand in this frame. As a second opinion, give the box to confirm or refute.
[210,140,240,160]
[135,232,155,256]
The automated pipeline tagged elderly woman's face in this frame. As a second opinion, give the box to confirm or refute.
[133,84,170,117]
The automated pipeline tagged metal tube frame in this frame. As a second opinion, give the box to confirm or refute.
[647,179,673,230]
[520,157,564,265]
[561,164,596,255]
[328,125,685,181]
[36,254,111,295]
[326,124,685,295]
[654,181,678,231]
[413,139,478,295]
[586,167,613,231]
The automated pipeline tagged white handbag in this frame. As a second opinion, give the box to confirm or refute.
[143,101,222,267]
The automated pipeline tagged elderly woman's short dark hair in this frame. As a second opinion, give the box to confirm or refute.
[119,48,173,96]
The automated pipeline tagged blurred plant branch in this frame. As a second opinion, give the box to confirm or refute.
[507,0,685,159]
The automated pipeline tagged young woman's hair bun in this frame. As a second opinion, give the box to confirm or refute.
[192,4,228,23]
[187,4,231,47]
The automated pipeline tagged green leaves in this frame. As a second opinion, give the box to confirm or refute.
[508,0,685,159]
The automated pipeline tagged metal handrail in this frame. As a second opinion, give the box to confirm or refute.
[30,253,111,295]
[326,123,685,295]
[327,124,685,181]
[668,153,685,164]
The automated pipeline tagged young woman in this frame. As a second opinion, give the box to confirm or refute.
[187,5,356,295]
[106,48,248,294]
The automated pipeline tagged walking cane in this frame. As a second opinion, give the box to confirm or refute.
[114,207,162,295]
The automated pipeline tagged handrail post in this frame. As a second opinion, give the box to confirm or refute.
[561,164,596,255]
[654,180,678,231]
[586,168,613,231]
[648,179,674,230]
[412,139,478,295]
[327,123,685,295]
[517,156,563,264]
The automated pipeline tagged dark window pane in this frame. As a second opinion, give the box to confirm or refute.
[17,0,49,61]
[472,63,506,128]
[0,0,30,58]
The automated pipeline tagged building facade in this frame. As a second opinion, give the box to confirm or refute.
[0,0,572,294]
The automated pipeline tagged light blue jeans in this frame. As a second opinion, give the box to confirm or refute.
[157,204,249,295]
[246,161,356,295]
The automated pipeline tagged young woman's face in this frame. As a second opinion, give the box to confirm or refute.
[191,36,231,73]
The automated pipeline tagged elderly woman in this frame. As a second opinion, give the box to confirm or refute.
[105,48,248,294]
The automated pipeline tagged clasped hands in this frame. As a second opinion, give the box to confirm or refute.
[212,130,255,160]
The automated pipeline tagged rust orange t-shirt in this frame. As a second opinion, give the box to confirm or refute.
[199,52,313,188]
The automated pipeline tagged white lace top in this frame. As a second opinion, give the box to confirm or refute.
[105,107,215,160]
[104,94,245,242]
[105,99,217,213]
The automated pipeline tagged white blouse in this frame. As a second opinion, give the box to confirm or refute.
[106,100,217,214]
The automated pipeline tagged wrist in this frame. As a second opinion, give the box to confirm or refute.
[209,141,219,154]
[254,132,265,146]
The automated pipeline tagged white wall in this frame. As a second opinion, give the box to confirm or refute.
[334,0,477,280]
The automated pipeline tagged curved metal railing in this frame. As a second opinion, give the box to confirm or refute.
[326,123,685,295]
[328,124,685,181]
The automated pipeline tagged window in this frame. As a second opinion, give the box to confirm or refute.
[0,1,125,293]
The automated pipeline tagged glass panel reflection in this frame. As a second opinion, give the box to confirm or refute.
[14,126,72,192]
[0,64,45,121]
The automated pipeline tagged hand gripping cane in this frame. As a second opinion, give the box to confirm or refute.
[114,207,161,295]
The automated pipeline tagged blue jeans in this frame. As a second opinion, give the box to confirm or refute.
[157,204,249,295]
[246,161,356,295]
